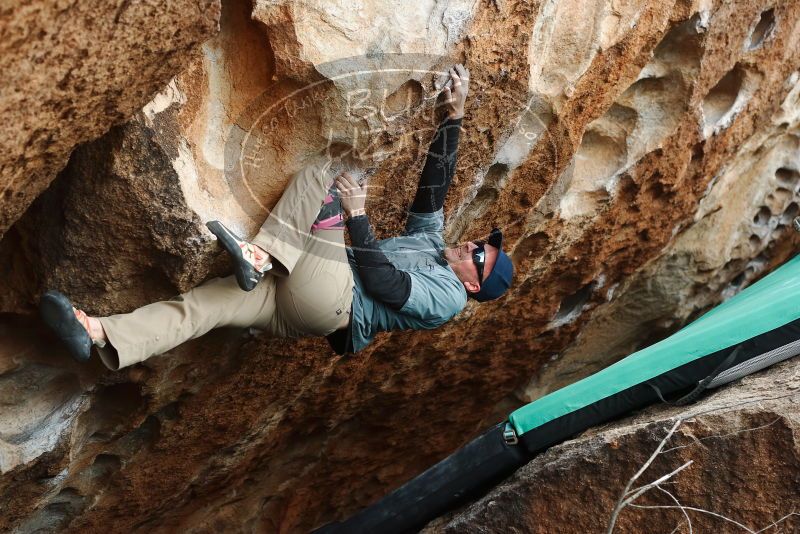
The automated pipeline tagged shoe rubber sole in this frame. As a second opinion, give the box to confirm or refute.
[39,290,92,363]
[206,220,265,291]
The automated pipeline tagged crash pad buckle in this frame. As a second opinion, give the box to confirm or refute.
[502,422,519,445]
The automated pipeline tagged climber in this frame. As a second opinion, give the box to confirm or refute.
[39,64,514,369]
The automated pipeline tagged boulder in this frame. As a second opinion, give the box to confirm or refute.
[1,0,800,532]
[0,0,220,236]
[424,357,800,533]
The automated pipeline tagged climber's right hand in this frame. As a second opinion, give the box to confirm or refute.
[443,64,469,120]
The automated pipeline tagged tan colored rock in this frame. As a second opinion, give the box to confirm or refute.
[522,55,800,401]
[1,0,800,533]
[0,0,221,237]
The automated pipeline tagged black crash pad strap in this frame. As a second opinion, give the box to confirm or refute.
[647,346,742,406]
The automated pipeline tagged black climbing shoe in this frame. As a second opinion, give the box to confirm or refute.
[39,290,92,363]
[206,220,272,291]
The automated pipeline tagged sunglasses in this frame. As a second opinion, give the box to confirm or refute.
[471,228,502,284]
[472,240,486,283]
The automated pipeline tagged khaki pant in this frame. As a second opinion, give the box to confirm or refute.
[97,161,353,370]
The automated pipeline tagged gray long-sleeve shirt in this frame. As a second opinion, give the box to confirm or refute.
[326,117,465,354]
[347,208,467,353]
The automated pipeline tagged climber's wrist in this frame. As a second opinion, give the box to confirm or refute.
[346,207,366,218]
[448,106,464,120]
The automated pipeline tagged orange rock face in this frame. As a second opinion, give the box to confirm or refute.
[1,0,800,532]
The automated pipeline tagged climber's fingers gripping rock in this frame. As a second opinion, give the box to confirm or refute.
[443,63,469,120]
[336,172,367,217]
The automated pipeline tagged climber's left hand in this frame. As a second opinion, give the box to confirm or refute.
[336,172,367,217]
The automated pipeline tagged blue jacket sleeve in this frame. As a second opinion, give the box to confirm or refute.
[398,270,468,325]
[404,208,446,237]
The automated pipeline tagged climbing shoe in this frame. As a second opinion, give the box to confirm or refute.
[206,220,272,291]
[311,187,345,231]
[39,290,92,363]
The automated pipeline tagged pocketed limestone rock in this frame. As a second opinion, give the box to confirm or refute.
[2,0,800,533]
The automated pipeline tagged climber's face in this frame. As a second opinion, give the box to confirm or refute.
[444,241,499,294]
